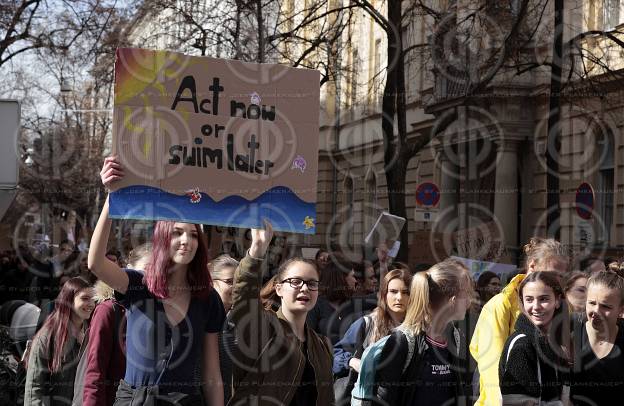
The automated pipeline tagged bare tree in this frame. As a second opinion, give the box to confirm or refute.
[4,2,133,240]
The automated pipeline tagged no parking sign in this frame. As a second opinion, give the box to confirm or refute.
[416,182,440,208]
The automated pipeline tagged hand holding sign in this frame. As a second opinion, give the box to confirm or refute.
[100,156,124,188]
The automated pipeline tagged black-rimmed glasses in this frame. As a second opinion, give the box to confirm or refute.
[280,278,320,291]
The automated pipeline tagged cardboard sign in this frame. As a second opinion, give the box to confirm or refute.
[452,221,511,263]
[108,48,320,233]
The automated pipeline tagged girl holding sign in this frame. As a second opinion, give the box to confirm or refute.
[88,157,226,406]
[229,220,335,405]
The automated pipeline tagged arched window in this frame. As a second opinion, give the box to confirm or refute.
[343,174,355,246]
[364,166,378,232]
[596,130,614,244]
[343,174,354,223]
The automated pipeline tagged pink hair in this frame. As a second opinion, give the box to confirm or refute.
[26,277,91,372]
[143,221,212,299]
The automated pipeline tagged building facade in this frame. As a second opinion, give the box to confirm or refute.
[122,0,624,266]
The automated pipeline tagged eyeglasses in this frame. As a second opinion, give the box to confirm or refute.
[214,278,234,286]
[280,278,320,291]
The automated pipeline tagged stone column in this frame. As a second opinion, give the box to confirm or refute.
[493,139,520,251]
[437,153,459,233]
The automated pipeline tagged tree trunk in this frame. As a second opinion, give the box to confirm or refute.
[381,0,410,262]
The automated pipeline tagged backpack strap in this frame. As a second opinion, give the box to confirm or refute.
[504,333,544,403]
[505,333,526,364]
[360,314,374,350]
[402,330,416,374]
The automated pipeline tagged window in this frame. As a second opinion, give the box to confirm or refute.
[364,167,378,231]
[343,175,355,246]
[350,50,359,108]
[597,131,614,243]
[373,39,382,101]
[604,0,622,30]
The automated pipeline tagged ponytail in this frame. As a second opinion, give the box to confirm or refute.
[402,258,472,335]
[403,272,432,334]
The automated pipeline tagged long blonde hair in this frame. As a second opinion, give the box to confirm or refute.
[401,258,472,335]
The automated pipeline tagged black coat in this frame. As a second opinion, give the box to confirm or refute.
[374,327,469,406]
[499,313,568,404]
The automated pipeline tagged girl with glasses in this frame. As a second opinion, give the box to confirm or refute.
[230,221,334,406]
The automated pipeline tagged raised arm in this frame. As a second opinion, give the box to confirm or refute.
[87,157,129,293]
[229,221,273,365]
[230,220,273,321]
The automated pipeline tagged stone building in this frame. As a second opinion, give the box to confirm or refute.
[122,1,624,266]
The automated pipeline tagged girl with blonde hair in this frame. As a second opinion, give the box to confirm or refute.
[370,259,474,405]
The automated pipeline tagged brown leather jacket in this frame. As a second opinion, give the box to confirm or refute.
[229,254,335,406]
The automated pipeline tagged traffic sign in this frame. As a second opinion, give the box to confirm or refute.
[416,182,440,207]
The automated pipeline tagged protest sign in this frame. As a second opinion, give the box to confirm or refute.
[452,221,511,263]
[109,48,320,234]
[451,256,518,284]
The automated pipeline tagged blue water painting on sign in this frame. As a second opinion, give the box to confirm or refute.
[109,185,316,234]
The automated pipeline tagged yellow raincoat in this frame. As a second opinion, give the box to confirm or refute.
[469,273,526,406]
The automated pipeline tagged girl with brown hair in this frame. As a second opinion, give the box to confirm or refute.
[332,269,411,404]
[333,269,412,376]
[24,277,95,405]
[499,271,569,405]
[471,237,570,405]
[570,269,624,405]
[230,221,334,405]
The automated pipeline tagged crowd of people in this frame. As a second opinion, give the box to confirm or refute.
[1,157,623,406]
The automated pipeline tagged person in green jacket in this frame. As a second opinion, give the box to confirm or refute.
[24,277,95,405]
[470,237,570,405]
